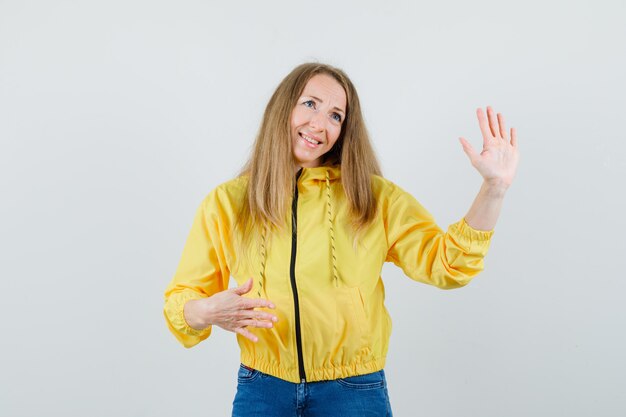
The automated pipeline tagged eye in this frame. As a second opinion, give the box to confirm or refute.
[303,100,315,108]
[331,113,342,123]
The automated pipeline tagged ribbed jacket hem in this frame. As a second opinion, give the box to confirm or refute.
[240,353,387,383]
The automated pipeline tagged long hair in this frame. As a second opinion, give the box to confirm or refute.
[234,63,382,263]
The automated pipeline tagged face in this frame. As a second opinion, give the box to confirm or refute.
[291,74,347,169]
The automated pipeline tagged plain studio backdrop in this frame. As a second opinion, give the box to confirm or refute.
[1,0,625,416]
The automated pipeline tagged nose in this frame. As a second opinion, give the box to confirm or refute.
[308,110,326,132]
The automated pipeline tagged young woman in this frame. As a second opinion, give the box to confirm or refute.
[163,63,519,416]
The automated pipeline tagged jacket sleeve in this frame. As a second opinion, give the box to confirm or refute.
[385,186,494,289]
[163,189,231,348]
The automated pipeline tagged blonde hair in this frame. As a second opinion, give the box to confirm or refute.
[234,62,382,263]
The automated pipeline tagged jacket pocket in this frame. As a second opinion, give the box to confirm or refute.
[349,287,368,337]
[335,287,371,358]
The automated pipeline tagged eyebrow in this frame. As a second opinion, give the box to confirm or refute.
[304,95,346,115]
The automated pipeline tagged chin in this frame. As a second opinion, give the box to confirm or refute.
[293,152,323,168]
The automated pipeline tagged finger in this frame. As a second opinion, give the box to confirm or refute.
[459,137,478,163]
[233,308,273,321]
[241,309,279,322]
[476,108,492,146]
[486,106,499,138]
[511,127,518,148]
[234,327,259,343]
[232,277,253,295]
[497,113,507,140]
[241,297,276,310]
[239,318,274,328]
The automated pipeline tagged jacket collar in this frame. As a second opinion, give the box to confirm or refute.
[297,165,341,185]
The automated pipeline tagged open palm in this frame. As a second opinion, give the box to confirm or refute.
[459,106,520,189]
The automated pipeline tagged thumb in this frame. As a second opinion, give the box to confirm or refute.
[459,137,478,163]
[232,277,254,295]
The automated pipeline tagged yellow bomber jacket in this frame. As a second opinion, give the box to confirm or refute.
[163,165,494,383]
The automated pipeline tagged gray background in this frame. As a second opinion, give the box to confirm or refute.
[1,0,625,416]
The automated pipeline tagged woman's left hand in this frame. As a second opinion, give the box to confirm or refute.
[459,106,520,190]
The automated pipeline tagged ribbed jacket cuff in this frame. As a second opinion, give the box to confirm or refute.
[448,217,494,253]
[166,291,212,337]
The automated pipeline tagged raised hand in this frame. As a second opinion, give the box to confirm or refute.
[183,277,278,342]
[459,106,520,190]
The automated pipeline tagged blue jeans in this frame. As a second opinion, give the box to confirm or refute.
[232,364,393,417]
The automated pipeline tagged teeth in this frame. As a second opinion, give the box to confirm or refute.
[301,133,320,145]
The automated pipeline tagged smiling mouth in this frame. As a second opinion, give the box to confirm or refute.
[299,132,321,145]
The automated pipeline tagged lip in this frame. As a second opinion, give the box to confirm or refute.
[299,131,323,144]
[299,133,321,148]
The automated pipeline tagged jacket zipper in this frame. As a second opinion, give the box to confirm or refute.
[290,168,306,383]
